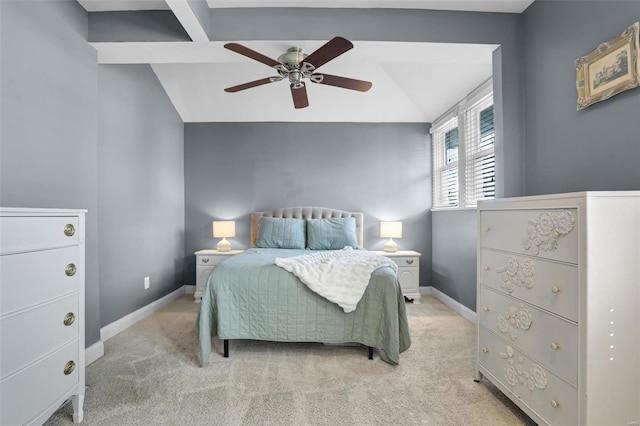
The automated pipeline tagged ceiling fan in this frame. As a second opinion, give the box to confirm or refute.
[223,36,373,109]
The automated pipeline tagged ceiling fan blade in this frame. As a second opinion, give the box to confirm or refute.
[224,77,281,93]
[290,83,309,109]
[301,36,354,69]
[224,43,283,68]
[310,73,372,92]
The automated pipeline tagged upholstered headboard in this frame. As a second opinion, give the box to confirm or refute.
[250,207,364,248]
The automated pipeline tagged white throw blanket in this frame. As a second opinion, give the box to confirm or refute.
[275,247,398,313]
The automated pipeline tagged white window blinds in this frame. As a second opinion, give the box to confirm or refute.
[432,117,459,207]
[431,80,495,209]
[464,94,495,207]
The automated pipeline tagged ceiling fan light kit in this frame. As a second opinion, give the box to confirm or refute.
[224,36,373,109]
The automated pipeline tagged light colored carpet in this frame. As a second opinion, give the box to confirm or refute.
[46,294,535,426]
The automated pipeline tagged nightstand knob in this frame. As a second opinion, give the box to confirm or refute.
[63,312,76,326]
[64,360,76,375]
[551,286,561,293]
[202,258,210,264]
[484,266,491,271]
[484,226,491,232]
[64,224,76,237]
[65,263,77,277]
[406,259,414,265]
[483,306,490,312]
[550,342,560,350]
[550,399,560,408]
[482,347,489,353]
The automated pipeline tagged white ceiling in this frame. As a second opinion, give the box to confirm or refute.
[81,0,534,122]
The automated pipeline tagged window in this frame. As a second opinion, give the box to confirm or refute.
[432,81,495,209]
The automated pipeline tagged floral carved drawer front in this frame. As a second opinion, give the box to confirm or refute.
[497,304,532,340]
[496,256,536,293]
[522,210,575,256]
[501,345,548,391]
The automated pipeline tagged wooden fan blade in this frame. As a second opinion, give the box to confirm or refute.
[224,43,282,68]
[290,83,309,109]
[311,73,372,92]
[302,36,353,69]
[224,77,280,93]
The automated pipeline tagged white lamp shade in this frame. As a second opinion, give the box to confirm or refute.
[380,221,402,238]
[213,221,235,238]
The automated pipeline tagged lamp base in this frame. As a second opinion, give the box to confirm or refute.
[383,238,398,253]
[217,237,231,252]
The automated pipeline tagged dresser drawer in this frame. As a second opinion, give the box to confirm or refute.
[1,293,79,378]
[0,246,81,314]
[480,209,578,264]
[479,287,578,386]
[478,327,578,426]
[0,339,79,426]
[480,249,578,322]
[0,216,80,254]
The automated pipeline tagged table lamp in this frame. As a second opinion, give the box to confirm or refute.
[380,221,402,253]
[213,221,235,252]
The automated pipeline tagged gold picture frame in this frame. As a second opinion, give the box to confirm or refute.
[575,22,640,110]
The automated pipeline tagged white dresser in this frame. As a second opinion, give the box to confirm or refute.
[475,192,639,425]
[373,250,421,303]
[1,208,86,425]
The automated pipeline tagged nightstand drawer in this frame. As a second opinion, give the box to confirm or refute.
[390,256,418,268]
[198,255,226,267]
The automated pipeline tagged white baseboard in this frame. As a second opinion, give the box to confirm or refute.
[86,286,188,364]
[85,340,104,366]
[184,285,195,294]
[101,286,186,342]
[420,286,477,324]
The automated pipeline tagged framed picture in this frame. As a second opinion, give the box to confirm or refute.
[575,22,640,110]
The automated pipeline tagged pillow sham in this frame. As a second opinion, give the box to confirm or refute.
[306,217,358,250]
[255,217,306,249]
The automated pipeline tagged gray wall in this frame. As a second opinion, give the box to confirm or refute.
[0,0,101,345]
[98,65,184,325]
[184,122,431,285]
[522,0,640,194]
[1,1,185,346]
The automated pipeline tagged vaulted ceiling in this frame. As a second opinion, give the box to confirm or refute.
[78,0,534,122]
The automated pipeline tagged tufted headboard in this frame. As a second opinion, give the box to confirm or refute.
[250,207,364,248]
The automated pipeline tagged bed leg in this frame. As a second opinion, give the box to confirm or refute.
[368,346,373,360]
[224,340,229,358]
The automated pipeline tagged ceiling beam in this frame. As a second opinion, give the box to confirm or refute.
[166,0,209,42]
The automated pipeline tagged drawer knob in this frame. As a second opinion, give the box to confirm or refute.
[482,347,489,353]
[64,224,76,237]
[550,399,560,408]
[65,263,77,277]
[483,266,490,271]
[63,312,76,326]
[202,258,210,264]
[406,259,414,265]
[551,286,561,293]
[550,342,561,350]
[484,226,491,232]
[64,360,76,375]
[483,306,490,312]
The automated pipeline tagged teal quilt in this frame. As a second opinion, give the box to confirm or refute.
[198,248,411,365]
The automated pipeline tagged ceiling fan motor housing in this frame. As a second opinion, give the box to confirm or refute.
[276,47,315,88]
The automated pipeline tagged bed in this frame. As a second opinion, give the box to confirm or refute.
[197,207,411,365]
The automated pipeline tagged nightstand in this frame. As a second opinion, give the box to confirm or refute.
[194,249,244,302]
[373,250,421,303]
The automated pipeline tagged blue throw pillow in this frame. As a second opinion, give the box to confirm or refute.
[306,217,358,250]
[255,217,306,249]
